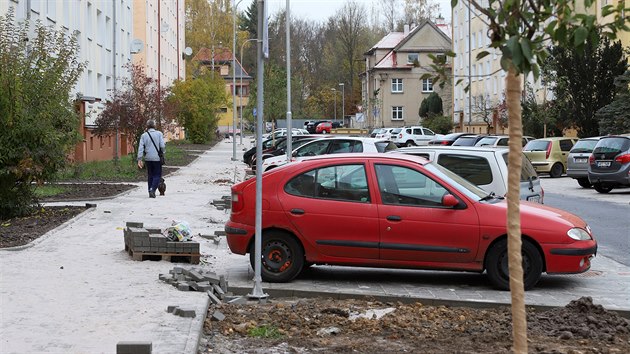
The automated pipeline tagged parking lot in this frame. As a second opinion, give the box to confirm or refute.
[540,175,630,206]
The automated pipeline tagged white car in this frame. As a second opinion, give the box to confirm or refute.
[260,137,398,173]
[262,128,307,140]
[394,146,544,203]
[391,126,443,147]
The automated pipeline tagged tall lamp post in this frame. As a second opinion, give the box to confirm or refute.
[232,0,244,160]
[331,88,337,121]
[338,83,345,126]
[240,38,258,145]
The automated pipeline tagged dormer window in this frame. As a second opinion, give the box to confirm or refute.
[407,53,419,65]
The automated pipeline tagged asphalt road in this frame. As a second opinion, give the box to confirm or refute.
[540,176,630,267]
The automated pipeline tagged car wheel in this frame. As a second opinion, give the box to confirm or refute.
[577,178,592,188]
[549,163,563,178]
[249,230,304,283]
[405,140,415,147]
[485,239,543,291]
[593,183,613,194]
[322,130,327,134]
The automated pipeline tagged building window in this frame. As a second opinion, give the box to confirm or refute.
[422,79,433,92]
[391,78,403,93]
[392,106,403,120]
[407,53,419,65]
[90,137,94,150]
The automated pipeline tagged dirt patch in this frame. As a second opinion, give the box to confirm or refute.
[39,183,138,201]
[200,296,630,353]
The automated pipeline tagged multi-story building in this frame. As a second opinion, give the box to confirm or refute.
[192,47,253,134]
[360,21,453,129]
[451,0,628,136]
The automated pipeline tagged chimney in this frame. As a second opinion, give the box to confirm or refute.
[404,24,410,36]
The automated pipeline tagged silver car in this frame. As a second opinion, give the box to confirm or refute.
[566,136,602,188]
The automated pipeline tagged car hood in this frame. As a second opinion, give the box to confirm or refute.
[477,199,588,231]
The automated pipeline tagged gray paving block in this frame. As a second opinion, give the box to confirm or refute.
[116,341,152,354]
[177,283,190,291]
[203,272,220,284]
[188,271,205,282]
[211,310,225,321]
[207,291,222,305]
[166,306,179,313]
[145,227,161,234]
[174,308,196,318]
[212,284,225,298]
[219,275,227,292]
[227,296,247,305]
[149,235,165,245]
[188,282,199,291]
[214,230,226,236]
[125,222,144,228]
[129,228,149,237]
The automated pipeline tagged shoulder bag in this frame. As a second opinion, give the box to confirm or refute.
[147,131,165,165]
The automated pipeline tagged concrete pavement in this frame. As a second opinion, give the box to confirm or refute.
[1,139,629,354]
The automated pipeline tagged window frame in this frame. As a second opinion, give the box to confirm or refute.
[422,78,433,92]
[391,78,403,93]
[391,106,404,121]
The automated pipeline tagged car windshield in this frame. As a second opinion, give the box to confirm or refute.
[453,136,477,146]
[524,140,550,151]
[501,153,538,182]
[375,141,399,152]
[570,139,599,153]
[442,133,463,140]
[423,164,489,201]
[475,137,498,146]
[593,137,630,154]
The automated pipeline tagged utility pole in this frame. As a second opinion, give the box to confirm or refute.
[339,83,345,126]
[285,0,292,161]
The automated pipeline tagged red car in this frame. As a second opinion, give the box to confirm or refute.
[225,153,597,290]
[315,122,332,134]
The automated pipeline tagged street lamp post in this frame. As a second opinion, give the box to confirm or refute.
[232,0,244,160]
[331,88,337,121]
[240,38,258,145]
[338,83,345,126]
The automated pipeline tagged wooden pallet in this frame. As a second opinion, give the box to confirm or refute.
[127,248,200,264]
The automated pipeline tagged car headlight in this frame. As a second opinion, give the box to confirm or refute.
[567,228,592,241]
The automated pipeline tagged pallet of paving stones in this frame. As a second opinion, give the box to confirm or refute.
[123,222,200,264]
[210,195,231,210]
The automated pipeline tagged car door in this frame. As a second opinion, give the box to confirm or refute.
[279,164,379,259]
[372,163,480,263]
[558,139,575,168]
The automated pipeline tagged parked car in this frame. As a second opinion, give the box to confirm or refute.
[262,128,306,140]
[428,133,475,146]
[391,126,442,147]
[587,135,630,193]
[566,136,603,188]
[253,135,323,169]
[226,153,596,290]
[306,120,331,134]
[375,127,396,140]
[396,146,543,203]
[523,137,577,178]
[369,128,382,138]
[243,137,286,166]
[316,122,333,134]
[474,135,534,148]
[260,137,397,173]
[452,134,487,146]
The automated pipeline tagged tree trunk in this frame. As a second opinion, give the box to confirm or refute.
[506,68,527,353]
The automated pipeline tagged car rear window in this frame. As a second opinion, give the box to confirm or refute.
[375,141,399,153]
[524,140,550,151]
[475,137,498,146]
[570,139,599,153]
[453,136,477,146]
[390,128,402,134]
[437,154,493,185]
[502,153,539,182]
[592,137,630,154]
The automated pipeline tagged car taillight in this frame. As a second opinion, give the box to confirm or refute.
[589,154,595,164]
[440,141,449,145]
[398,134,402,139]
[545,143,552,159]
[231,190,244,212]
[615,154,630,164]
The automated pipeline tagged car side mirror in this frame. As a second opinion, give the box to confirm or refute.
[442,194,459,207]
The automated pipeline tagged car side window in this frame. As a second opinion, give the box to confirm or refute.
[413,128,422,135]
[497,138,509,146]
[422,128,435,136]
[315,164,370,202]
[295,141,330,157]
[285,170,317,197]
[559,139,574,152]
[375,164,448,207]
[329,140,352,153]
[437,154,493,186]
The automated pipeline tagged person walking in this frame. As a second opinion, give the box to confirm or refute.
[137,119,166,198]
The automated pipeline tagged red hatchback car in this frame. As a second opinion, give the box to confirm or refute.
[225,154,597,290]
[315,122,332,134]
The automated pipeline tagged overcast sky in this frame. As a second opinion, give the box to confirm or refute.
[247,0,452,25]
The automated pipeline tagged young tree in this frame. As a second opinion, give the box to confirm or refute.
[433,1,630,352]
[542,34,627,137]
[0,10,86,218]
[471,94,495,134]
[419,92,443,119]
[94,63,169,163]
[596,69,630,135]
[168,74,228,143]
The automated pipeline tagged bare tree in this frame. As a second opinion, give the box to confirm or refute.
[472,94,497,134]
[403,0,439,26]
[381,0,399,32]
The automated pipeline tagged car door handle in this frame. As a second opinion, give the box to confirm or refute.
[290,208,305,215]
[387,215,402,221]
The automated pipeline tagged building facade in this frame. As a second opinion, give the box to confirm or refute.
[361,21,453,129]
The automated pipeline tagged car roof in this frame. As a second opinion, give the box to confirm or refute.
[396,145,506,154]
[533,137,576,141]
[299,152,430,165]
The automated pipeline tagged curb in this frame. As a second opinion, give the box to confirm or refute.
[187,295,210,354]
[227,286,630,320]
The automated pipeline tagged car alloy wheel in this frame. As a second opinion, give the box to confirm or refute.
[593,183,613,194]
[550,163,564,178]
[406,141,415,147]
[250,230,304,282]
[485,239,543,291]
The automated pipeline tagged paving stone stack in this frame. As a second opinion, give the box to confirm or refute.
[124,222,200,264]
[210,196,231,211]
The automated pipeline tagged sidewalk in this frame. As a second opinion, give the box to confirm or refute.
[2,139,629,353]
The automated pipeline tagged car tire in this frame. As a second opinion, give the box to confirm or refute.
[322,131,327,134]
[549,163,564,178]
[485,239,543,291]
[405,140,415,147]
[593,183,613,194]
[577,178,592,188]
[250,230,304,283]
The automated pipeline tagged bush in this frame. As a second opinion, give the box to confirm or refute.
[422,115,453,134]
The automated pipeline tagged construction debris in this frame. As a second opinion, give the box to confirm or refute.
[159,266,230,304]
[123,222,200,264]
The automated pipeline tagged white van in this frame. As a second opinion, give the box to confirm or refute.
[394,146,544,203]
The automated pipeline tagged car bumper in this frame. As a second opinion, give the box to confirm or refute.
[588,166,630,186]
[225,221,254,255]
[531,162,551,173]
[566,167,588,178]
[542,240,597,274]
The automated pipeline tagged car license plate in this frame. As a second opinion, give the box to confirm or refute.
[527,196,540,203]
[597,161,611,167]
[574,158,587,163]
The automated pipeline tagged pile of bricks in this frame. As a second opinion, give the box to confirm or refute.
[210,196,231,211]
[124,222,200,264]
[159,266,227,294]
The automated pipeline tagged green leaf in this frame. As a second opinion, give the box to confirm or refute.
[545,20,557,35]
[507,36,523,67]
[500,56,511,72]
[420,73,432,80]
[532,64,540,82]
[445,50,456,57]
[574,27,588,46]
[476,51,491,60]
[520,38,533,63]
[451,0,458,8]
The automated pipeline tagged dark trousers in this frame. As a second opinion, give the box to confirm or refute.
[146,161,162,193]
